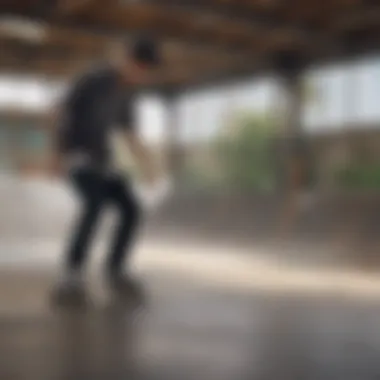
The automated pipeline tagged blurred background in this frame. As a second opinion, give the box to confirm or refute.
[2,1,380,379]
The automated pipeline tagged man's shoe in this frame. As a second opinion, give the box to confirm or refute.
[51,271,88,308]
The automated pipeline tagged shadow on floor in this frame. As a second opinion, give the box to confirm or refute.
[1,266,380,380]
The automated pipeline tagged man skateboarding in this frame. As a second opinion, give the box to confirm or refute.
[50,39,161,303]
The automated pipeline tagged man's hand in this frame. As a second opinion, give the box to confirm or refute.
[134,175,173,211]
[125,131,160,187]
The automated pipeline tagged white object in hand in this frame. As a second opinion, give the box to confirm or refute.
[134,177,173,211]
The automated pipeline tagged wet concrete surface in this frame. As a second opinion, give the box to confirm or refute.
[1,262,380,380]
[2,178,380,379]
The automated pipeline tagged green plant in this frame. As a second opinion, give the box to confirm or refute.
[336,164,380,189]
[213,112,277,191]
[179,112,279,193]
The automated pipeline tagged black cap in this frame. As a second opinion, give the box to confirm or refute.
[130,38,160,66]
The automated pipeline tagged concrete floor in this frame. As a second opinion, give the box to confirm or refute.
[2,177,380,379]
[1,240,380,380]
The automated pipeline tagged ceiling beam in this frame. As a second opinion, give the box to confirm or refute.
[179,34,380,94]
[138,0,329,46]
[35,0,99,16]
[0,8,277,58]
[0,37,100,65]
[0,39,250,80]
[55,0,99,15]
[1,1,377,58]
[333,4,380,31]
[142,0,380,52]
[176,59,269,94]
[0,25,252,70]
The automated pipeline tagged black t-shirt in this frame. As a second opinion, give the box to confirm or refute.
[58,64,134,166]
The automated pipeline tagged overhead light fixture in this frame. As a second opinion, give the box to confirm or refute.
[0,17,48,43]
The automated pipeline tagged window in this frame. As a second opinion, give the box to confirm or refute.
[304,56,380,132]
[303,65,347,132]
[353,57,380,124]
[178,78,276,143]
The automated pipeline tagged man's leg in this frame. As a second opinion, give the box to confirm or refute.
[54,167,107,303]
[102,175,144,302]
[105,175,140,276]
[65,168,107,273]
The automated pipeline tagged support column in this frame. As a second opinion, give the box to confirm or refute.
[274,51,311,239]
[274,50,308,193]
[282,70,305,193]
[164,91,183,183]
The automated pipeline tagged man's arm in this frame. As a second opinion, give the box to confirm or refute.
[124,130,159,185]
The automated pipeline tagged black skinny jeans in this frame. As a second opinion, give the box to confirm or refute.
[65,166,140,275]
